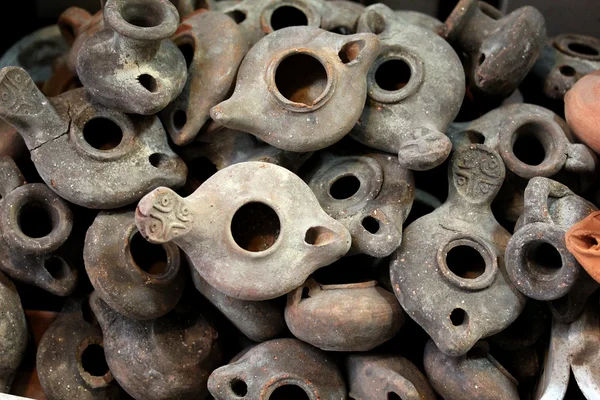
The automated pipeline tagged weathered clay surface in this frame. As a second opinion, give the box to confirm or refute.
[347,354,436,400]
[390,145,526,356]
[208,338,346,400]
[396,10,443,31]
[568,299,600,400]
[84,210,185,320]
[533,319,570,400]
[90,292,222,400]
[424,340,519,400]
[351,4,464,171]
[191,266,286,342]
[529,34,600,102]
[448,103,598,221]
[0,157,77,296]
[506,177,598,322]
[0,270,27,393]
[565,70,600,154]
[77,0,187,115]
[211,27,380,152]
[304,150,414,257]
[37,297,122,400]
[0,68,187,209]
[136,161,351,301]
[285,278,405,351]
[441,0,546,99]
[566,211,600,284]
[170,0,217,18]
[160,10,248,146]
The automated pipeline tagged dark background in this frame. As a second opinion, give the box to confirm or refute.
[1,0,599,56]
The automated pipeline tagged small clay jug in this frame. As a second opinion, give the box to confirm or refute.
[77,0,187,115]
[351,4,465,171]
[84,209,185,320]
[390,144,526,357]
[304,150,414,258]
[347,354,436,400]
[211,27,380,152]
[0,67,187,209]
[208,338,346,400]
[90,292,222,400]
[135,161,351,301]
[0,157,77,296]
[37,297,122,400]
[286,277,405,351]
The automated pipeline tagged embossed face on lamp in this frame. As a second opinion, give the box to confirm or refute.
[390,145,525,357]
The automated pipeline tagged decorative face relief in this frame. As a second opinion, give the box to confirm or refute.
[0,270,26,393]
[304,151,414,257]
[210,26,380,152]
[160,11,248,146]
[191,267,286,342]
[447,103,598,221]
[77,0,187,115]
[136,162,351,301]
[0,68,187,209]
[390,145,525,357]
[527,34,600,102]
[84,210,185,320]
[351,4,464,171]
[0,157,77,296]
[37,297,122,400]
[441,0,546,99]
[208,338,346,400]
[285,278,405,351]
[424,341,520,400]
[90,292,222,400]
[505,177,598,323]
[347,355,437,400]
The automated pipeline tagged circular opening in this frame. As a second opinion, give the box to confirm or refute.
[512,123,546,166]
[230,378,247,397]
[446,245,486,279]
[227,10,247,24]
[362,216,380,234]
[329,175,361,200]
[559,65,576,77]
[231,202,281,252]
[450,308,467,326]
[149,153,169,168]
[83,118,123,151]
[173,110,187,131]
[81,344,109,377]
[121,1,164,27]
[339,40,365,64]
[270,6,308,31]
[18,203,53,238]
[526,242,562,277]
[301,287,311,299]
[45,257,68,280]
[138,74,158,93]
[178,43,195,69]
[375,59,411,91]
[466,130,485,144]
[567,42,599,56]
[387,393,402,400]
[275,53,328,106]
[130,232,168,275]
[304,226,335,246]
[269,384,310,400]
